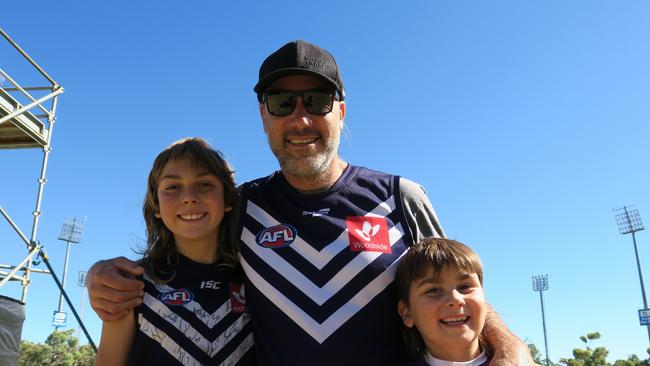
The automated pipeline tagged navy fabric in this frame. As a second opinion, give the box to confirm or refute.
[238,165,415,365]
[128,254,255,365]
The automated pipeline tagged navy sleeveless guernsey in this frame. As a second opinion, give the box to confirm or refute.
[128,254,255,365]
[238,165,415,365]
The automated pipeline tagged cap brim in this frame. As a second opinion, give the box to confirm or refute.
[254,68,340,94]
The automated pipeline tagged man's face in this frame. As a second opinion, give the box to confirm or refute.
[259,74,345,179]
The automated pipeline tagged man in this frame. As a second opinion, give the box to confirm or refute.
[88,40,533,365]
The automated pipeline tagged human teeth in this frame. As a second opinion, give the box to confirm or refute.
[179,213,205,220]
[440,316,469,324]
[288,137,318,145]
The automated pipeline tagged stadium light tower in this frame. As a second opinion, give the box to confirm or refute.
[532,274,550,366]
[614,206,650,344]
[53,216,86,330]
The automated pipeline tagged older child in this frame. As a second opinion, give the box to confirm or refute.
[396,238,489,366]
[96,138,254,365]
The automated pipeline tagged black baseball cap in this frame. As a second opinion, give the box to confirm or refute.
[254,40,345,102]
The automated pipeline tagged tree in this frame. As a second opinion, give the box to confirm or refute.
[612,354,650,366]
[557,331,650,366]
[528,342,544,365]
[18,329,95,366]
[530,331,650,366]
[529,340,569,366]
[580,332,602,346]
[560,332,608,366]
[528,341,561,366]
[561,347,609,366]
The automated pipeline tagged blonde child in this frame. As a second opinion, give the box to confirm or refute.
[96,138,255,365]
[395,238,489,366]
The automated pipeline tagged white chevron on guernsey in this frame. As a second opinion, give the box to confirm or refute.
[245,195,396,270]
[142,292,251,357]
[218,332,255,366]
[366,195,396,217]
[241,222,404,305]
[139,313,201,366]
[241,248,408,343]
[138,313,254,365]
[143,273,232,328]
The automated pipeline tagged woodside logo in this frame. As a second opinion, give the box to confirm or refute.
[347,216,391,253]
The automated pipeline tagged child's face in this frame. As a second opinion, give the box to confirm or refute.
[398,265,487,361]
[155,158,231,249]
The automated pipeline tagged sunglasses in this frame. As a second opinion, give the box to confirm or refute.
[263,89,336,117]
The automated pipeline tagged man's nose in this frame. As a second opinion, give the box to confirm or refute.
[290,97,311,125]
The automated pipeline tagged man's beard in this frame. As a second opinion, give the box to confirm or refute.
[267,132,340,178]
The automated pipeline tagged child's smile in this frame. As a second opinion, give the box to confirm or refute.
[155,158,231,261]
[439,315,470,326]
[399,265,487,362]
[178,212,208,221]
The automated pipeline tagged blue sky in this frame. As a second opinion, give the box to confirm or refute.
[1,1,649,362]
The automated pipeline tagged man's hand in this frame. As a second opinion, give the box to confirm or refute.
[489,340,538,366]
[484,307,540,366]
[87,257,145,321]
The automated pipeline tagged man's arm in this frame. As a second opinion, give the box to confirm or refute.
[484,306,537,366]
[399,177,537,365]
[399,177,446,241]
[87,257,145,321]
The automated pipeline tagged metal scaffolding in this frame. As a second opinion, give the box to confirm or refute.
[0,27,63,299]
[0,27,97,352]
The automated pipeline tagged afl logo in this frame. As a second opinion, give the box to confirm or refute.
[256,224,297,248]
[158,289,193,306]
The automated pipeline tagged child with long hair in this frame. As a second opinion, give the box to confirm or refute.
[97,138,255,365]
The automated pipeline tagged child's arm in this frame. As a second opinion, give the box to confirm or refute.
[96,309,136,366]
[483,305,538,366]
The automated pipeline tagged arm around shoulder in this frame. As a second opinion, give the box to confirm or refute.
[483,306,538,366]
[87,257,145,322]
[96,309,136,366]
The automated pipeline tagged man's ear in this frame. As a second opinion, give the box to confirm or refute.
[259,103,269,134]
[398,300,414,328]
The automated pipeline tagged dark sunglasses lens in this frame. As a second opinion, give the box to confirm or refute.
[266,93,296,116]
[303,92,333,115]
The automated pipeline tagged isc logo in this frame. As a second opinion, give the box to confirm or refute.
[255,224,297,248]
[200,280,221,290]
[158,289,193,306]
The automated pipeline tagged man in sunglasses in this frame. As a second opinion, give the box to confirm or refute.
[87,40,534,365]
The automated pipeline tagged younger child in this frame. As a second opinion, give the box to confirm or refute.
[97,138,255,365]
[395,238,489,366]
